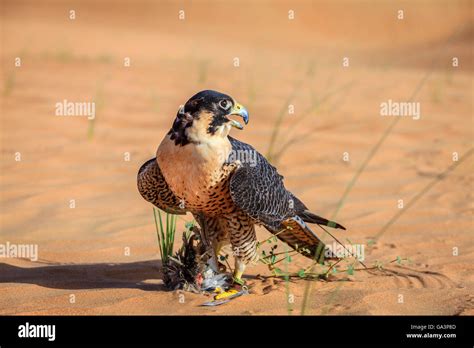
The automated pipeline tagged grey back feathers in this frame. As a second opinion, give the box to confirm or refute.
[228,137,296,231]
[228,137,345,232]
[227,137,345,260]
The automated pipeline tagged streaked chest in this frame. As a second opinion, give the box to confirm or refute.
[156,135,232,211]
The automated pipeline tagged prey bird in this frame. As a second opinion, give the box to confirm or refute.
[138,90,345,285]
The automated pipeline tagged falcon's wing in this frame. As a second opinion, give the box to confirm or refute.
[228,137,294,230]
[228,137,345,260]
[137,158,186,215]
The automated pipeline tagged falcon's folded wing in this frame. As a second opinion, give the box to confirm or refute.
[228,137,345,260]
[137,158,186,215]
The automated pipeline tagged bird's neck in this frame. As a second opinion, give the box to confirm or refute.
[157,134,232,172]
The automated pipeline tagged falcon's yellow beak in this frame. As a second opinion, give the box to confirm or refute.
[227,102,249,130]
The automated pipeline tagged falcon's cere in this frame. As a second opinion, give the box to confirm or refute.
[137,90,345,286]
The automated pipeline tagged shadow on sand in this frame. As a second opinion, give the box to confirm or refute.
[0,260,166,291]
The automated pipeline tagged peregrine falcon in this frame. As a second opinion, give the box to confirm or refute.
[137,90,345,285]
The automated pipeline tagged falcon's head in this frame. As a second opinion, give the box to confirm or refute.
[168,90,249,146]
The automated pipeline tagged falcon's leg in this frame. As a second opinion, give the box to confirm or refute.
[228,211,258,285]
[233,258,247,285]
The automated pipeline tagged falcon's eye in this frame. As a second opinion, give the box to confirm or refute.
[218,99,231,111]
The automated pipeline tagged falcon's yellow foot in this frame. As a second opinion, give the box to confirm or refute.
[233,258,247,286]
[232,270,246,286]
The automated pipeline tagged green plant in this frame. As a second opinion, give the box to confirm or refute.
[56,48,73,63]
[153,208,177,265]
[3,71,15,96]
[88,81,105,139]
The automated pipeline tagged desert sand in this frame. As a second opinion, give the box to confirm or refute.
[0,0,473,315]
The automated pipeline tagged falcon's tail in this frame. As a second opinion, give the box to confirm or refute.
[276,216,340,262]
[298,210,346,230]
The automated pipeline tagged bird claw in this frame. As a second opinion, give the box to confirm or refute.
[232,276,246,287]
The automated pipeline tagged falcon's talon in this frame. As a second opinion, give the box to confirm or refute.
[232,276,246,286]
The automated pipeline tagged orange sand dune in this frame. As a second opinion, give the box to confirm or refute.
[1,0,473,315]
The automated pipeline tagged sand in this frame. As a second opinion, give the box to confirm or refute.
[0,0,473,315]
